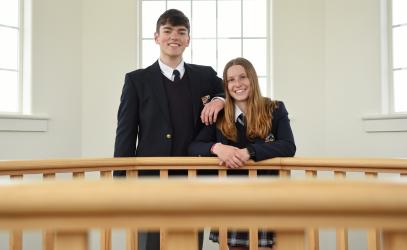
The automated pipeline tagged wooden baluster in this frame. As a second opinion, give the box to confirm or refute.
[249,227,258,250]
[334,171,348,250]
[160,169,168,178]
[126,170,138,177]
[305,170,319,250]
[43,173,56,250]
[127,230,138,250]
[100,171,112,179]
[274,230,305,250]
[99,171,112,250]
[162,229,197,250]
[279,169,291,177]
[160,169,169,247]
[249,170,257,178]
[101,229,111,250]
[383,231,407,250]
[188,169,197,178]
[10,175,23,250]
[125,169,138,250]
[55,230,87,250]
[367,229,380,250]
[218,227,228,250]
[73,172,85,179]
[43,173,56,179]
[218,169,228,250]
[9,230,22,250]
[365,172,380,250]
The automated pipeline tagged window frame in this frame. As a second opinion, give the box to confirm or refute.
[386,0,407,114]
[0,0,24,114]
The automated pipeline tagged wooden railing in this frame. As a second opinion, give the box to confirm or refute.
[1,157,407,250]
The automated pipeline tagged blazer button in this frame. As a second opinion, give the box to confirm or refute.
[165,133,172,139]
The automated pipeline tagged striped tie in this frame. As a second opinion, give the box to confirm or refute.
[237,113,245,126]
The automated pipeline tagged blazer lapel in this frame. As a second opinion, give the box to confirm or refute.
[146,61,170,123]
[185,64,202,128]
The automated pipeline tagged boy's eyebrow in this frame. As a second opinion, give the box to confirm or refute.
[161,25,188,31]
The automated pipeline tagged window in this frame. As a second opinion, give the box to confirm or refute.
[140,0,270,96]
[391,0,407,112]
[0,0,22,113]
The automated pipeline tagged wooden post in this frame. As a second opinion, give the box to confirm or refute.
[335,171,348,250]
[161,229,197,250]
[383,231,407,250]
[101,229,111,250]
[274,230,305,250]
[305,170,319,250]
[126,230,138,250]
[365,172,380,250]
[55,230,88,250]
[249,227,258,250]
[10,175,23,250]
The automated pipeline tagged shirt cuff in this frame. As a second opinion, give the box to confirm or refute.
[212,96,225,102]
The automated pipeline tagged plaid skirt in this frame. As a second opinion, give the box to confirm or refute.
[209,230,274,247]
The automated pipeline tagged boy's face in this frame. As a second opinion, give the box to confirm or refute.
[154,23,190,60]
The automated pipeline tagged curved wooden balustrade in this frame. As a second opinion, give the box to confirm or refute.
[1,179,407,250]
[1,156,407,250]
[1,178,407,228]
[1,156,407,175]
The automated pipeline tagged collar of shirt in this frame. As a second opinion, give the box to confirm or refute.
[158,59,185,81]
[234,105,244,122]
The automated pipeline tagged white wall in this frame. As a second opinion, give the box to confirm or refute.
[1,0,406,249]
[0,0,82,160]
[324,0,407,157]
[81,0,138,157]
[273,0,326,156]
[1,0,405,160]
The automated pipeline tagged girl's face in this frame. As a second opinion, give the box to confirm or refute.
[226,65,251,103]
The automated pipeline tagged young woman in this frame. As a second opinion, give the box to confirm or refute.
[188,57,296,249]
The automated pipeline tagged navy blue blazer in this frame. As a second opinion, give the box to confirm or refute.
[188,101,296,161]
[114,61,223,159]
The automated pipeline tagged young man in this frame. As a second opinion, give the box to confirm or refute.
[114,9,224,250]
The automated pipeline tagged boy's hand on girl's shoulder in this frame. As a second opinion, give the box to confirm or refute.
[200,98,225,125]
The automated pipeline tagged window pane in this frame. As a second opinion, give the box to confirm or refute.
[142,39,159,68]
[218,39,241,75]
[258,77,268,97]
[0,0,19,27]
[243,0,266,37]
[393,69,407,112]
[0,26,19,70]
[192,1,216,38]
[191,39,216,71]
[218,0,241,38]
[183,44,191,63]
[392,0,407,26]
[392,25,407,69]
[167,1,191,20]
[142,1,166,38]
[0,70,19,112]
[243,39,267,76]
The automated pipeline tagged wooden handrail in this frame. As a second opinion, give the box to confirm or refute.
[1,179,407,230]
[1,157,407,175]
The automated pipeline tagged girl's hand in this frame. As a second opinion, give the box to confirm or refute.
[213,144,244,168]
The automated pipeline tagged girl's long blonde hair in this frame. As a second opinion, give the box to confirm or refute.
[218,57,277,142]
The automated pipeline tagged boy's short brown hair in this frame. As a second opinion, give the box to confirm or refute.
[156,9,190,34]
